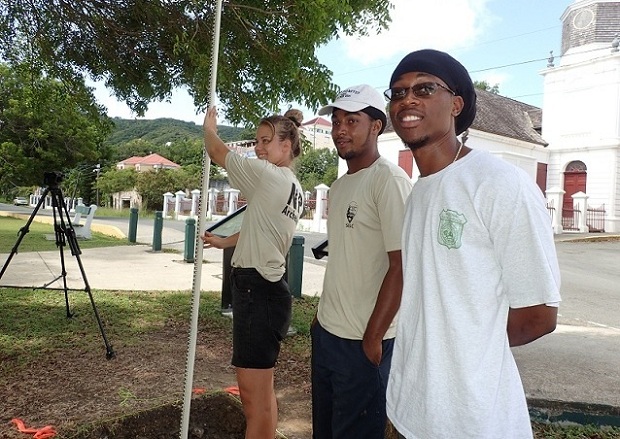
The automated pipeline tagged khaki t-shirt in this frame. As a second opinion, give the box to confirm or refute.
[225,152,304,282]
[318,156,412,339]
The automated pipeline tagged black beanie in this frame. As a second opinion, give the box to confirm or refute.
[389,49,477,135]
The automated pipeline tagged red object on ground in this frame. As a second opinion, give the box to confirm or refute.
[224,385,240,396]
[192,387,207,395]
[10,418,57,438]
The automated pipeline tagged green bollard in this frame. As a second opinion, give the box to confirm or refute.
[128,208,138,243]
[286,235,305,298]
[152,211,163,251]
[184,218,196,263]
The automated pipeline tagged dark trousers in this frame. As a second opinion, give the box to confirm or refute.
[311,321,394,439]
[230,267,291,368]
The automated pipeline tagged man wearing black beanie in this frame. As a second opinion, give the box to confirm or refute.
[384,49,562,439]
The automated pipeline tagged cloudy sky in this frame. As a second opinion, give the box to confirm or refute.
[92,0,572,125]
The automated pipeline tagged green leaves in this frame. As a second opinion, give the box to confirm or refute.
[0,63,112,191]
[474,80,500,94]
[0,0,391,124]
[297,147,338,192]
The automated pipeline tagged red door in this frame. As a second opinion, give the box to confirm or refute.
[562,161,587,216]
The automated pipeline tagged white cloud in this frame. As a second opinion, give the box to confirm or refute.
[340,0,496,64]
[471,70,509,89]
[88,79,204,125]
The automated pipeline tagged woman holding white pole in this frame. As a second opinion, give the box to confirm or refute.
[202,106,304,438]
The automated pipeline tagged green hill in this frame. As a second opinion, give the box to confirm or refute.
[105,117,246,147]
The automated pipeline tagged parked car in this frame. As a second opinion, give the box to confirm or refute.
[13,196,29,206]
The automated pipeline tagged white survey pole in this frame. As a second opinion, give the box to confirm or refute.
[179,0,223,436]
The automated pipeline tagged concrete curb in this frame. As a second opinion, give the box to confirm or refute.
[529,398,620,427]
[554,233,620,242]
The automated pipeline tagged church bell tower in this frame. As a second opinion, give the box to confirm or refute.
[560,0,620,58]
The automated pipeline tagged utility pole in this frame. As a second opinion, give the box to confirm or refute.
[93,164,101,206]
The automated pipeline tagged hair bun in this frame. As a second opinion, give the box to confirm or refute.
[284,109,303,127]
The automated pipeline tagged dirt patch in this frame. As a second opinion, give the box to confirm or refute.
[72,393,246,439]
[0,324,313,439]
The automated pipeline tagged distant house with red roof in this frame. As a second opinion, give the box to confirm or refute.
[113,153,180,209]
[301,117,333,150]
[116,153,180,172]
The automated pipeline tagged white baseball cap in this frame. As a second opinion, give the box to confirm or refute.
[318,84,386,118]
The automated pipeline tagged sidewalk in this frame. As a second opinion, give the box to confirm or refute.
[1,212,619,427]
[0,213,326,296]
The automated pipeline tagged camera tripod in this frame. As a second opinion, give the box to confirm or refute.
[0,180,115,359]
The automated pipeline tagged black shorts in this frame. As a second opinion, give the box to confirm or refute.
[230,267,292,369]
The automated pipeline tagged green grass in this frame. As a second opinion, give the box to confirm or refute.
[533,423,620,438]
[0,288,229,370]
[0,287,616,438]
[0,288,310,371]
[0,216,128,253]
[93,206,156,219]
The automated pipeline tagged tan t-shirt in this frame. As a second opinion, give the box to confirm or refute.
[318,156,412,339]
[225,152,304,282]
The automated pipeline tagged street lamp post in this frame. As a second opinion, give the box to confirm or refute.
[93,164,101,206]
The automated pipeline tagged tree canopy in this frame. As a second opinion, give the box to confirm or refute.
[297,147,338,192]
[0,0,392,125]
[0,63,112,192]
[474,80,500,94]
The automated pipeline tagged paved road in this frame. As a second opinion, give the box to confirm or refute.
[554,240,619,330]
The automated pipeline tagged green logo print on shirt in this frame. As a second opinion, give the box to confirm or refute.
[438,209,467,249]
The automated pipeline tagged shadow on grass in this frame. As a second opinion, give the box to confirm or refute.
[0,288,232,366]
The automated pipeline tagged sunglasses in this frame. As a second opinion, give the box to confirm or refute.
[383,82,456,101]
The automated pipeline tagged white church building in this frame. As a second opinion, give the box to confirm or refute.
[375,0,620,233]
[542,0,620,233]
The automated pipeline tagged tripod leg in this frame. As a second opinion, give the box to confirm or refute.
[57,244,73,318]
[50,189,74,318]
[55,188,115,359]
[0,188,50,280]
[71,245,116,359]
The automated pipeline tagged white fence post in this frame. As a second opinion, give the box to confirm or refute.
[191,189,201,218]
[226,188,240,215]
[175,190,185,220]
[208,188,219,215]
[313,183,329,233]
[572,191,589,233]
[545,186,564,235]
[163,192,174,218]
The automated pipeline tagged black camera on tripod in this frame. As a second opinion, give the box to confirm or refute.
[43,171,64,187]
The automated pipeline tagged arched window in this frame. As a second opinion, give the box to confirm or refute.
[565,160,586,173]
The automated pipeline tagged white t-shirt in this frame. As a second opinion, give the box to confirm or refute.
[318,156,412,340]
[225,153,304,282]
[387,149,561,439]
